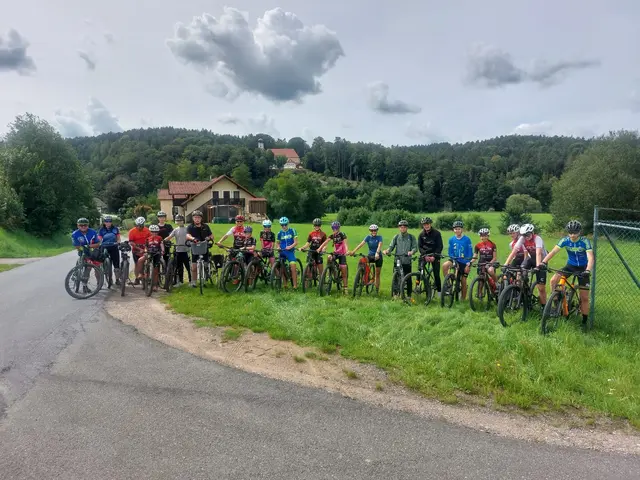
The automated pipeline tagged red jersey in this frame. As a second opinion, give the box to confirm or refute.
[474,240,497,263]
[226,225,245,248]
[128,227,151,255]
[307,230,327,251]
[147,234,164,255]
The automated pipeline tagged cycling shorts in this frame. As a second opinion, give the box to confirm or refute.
[559,264,590,288]
[367,254,383,268]
[279,249,297,263]
[331,254,347,266]
[308,250,323,264]
[522,257,547,284]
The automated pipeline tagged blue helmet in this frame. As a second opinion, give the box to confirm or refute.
[279,216,289,225]
[244,226,253,233]
[103,215,113,222]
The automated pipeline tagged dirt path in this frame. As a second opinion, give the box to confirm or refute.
[104,290,640,456]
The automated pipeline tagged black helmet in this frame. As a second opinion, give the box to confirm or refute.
[77,217,89,225]
[398,220,409,227]
[452,220,463,228]
[421,217,432,225]
[566,220,582,234]
[175,214,185,221]
[192,210,203,217]
[312,218,322,226]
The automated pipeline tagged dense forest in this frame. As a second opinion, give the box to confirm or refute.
[69,127,591,215]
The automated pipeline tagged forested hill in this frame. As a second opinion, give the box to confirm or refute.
[69,127,591,213]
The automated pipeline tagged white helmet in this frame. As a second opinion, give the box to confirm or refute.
[262,219,272,228]
[135,217,146,226]
[519,224,535,235]
[149,224,160,233]
[507,224,520,234]
[369,224,379,231]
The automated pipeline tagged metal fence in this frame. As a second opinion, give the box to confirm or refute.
[590,207,640,327]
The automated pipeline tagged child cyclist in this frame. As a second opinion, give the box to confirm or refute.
[299,218,327,278]
[472,228,498,285]
[319,221,349,294]
[242,226,256,264]
[259,219,276,267]
[276,217,299,289]
[540,220,594,327]
[441,220,473,300]
[348,224,383,293]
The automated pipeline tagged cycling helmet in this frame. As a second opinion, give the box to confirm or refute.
[331,221,340,230]
[279,216,289,225]
[157,211,167,217]
[77,217,89,225]
[566,220,582,233]
[149,224,160,233]
[478,228,490,236]
[369,224,379,231]
[235,215,245,222]
[175,214,185,222]
[103,215,113,222]
[507,224,520,234]
[312,218,322,226]
[452,220,463,228]
[244,226,253,233]
[135,217,145,226]
[262,219,272,228]
[421,217,432,225]
[192,210,203,217]
[398,220,409,227]
[520,224,535,235]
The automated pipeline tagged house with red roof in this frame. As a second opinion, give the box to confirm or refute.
[269,148,302,169]
[157,175,267,222]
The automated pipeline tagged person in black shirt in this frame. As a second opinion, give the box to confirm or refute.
[157,211,174,268]
[418,217,443,293]
[186,210,214,288]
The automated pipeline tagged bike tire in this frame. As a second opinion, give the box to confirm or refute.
[221,260,245,293]
[497,284,522,327]
[103,257,113,289]
[318,266,333,297]
[244,260,259,292]
[469,276,491,312]
[270,261,283,291]
[391,270,402,298]
[352,267,365,297]
[64,263,104,300]
[401,273,425,305]
[165,259,175,292]
[440,274,455,308]
[541,290,563,335]
[120,259,129,296]
[302,264,313,293]
[144,262,153,297]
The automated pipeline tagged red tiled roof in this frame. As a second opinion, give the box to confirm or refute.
[168,181,211,195]
[270,148,300,163]
[157,189,171,200]
[184,175,261,202]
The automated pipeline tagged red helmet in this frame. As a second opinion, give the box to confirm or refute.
[235,215,245,221]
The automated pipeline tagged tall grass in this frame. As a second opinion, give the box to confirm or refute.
[0,228,72,258]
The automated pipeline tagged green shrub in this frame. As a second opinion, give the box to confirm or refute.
[464,213,489,233]
[505,194,542,213]
[499,210,533,234]
[336,207,370,226]
[121,218,135,230]
[435,213,464,231]
[0,172,24,230]
[368,209,420,228]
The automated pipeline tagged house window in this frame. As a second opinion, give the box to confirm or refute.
[212,191,219,200]
[233,191,240,199]
[223,191,230,200]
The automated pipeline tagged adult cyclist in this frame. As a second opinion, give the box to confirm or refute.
[71,218,102,292]
[349,224,383,293]
[157,211,173,268]
[217,215,246,250]
[276,216,299,289]
[505,223,548,308]
[541,220,594,326]
[128,216,151,285]
[383,220,417,297]
[186,210,214,288]
[299,218,327,278]
[417,217,443,295]
[98,215,121,284]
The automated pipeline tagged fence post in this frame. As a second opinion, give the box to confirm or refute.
[590,206,598,327]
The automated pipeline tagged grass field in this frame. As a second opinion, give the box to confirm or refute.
[0,228,71,258]
[0,264,21,273]
[162,214,640,427]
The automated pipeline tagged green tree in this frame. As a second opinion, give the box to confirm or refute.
[505,194,542,213]
[263,171,324,222]
[286,137,309,159]
[231,163,252,190]
[0,164,24,230]
[103,175,139,212]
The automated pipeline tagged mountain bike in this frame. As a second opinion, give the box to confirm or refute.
[441,257,474,308]
[541,267,584,335]
[118,241,134,297]
[352,253,378,297]
[163,242,178,292]
[469,261,502,312]
[220,246,248,293]
[187,240,215,295]
[300,249,324,293]
[64,246,105,300]
[100,245,114,289]
[496,266,541,327]
[271,248,304,292]
[244,249,274,291]
[142,246,165,297]
[318,251,348,296]
[401,253,442,306]
[388,253,412,298]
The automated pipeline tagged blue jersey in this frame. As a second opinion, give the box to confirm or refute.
[277,227,298,250]
[71,228,99,248]
[557,236,592,267]
[364,235,383,256]
[98,226,120,246]
[448,235,473,264]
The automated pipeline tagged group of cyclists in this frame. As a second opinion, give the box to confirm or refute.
[71,209,594,324]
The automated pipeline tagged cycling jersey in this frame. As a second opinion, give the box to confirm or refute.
[514,234,547,259]
[98,226,120,246]
[146,234,164,255]
[187,223,212,242]
[418,228,443,256]
[128,227,151,253]
[226,225,246,248]
[157,223,173,240]
[244,236,257,249]
[307,230,327,251]
[557,236,592,267]
[72,228,99,247]
[260,230,275,249]
[448,235,473,264]
[474,240,497,264]
[329,231,348,255]
[363,234,383,256]
[277,227,298,250]
[509,237,526,262]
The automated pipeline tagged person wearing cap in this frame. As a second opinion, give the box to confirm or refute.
[348,224,383,293]
[417,217,443,294]
[383,220,417,297]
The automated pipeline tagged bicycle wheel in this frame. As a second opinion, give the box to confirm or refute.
[120,259,129,297]
[425,271,437,306]
[401,273,427,305]
[440,274,455,308]
[144,262,153,297]
[244,260,260,292]
[302,264,315,293]
[469,276,491,312]
[103,257,113,289]
[497,284,523,327]
[64,263,104,300]
[541,290,564,335]
[164,259,175,292]
[365,266,377,295]
[352,267,365,297]
[391,270,402,298]
[270,261,284,291]
[221,260,245,293]
[318,266,334,296]
[198,261,205,295]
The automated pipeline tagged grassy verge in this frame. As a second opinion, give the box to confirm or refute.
[0,264,21,273]
[0,228,71,258]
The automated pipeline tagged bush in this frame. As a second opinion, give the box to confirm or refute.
[368,209,420,228]
[147,213,158,225]
[435,213,464,231]
[499,210,533,234]
[121,218,135,230]
[464,213,489,232]
[506,194,542,213]
[336,207,370,226]
[0,172,24,230]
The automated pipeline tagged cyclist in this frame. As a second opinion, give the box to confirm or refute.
[186,210,214,288]
[217,215,246,250]
[319,221,349,294]
[276,216,299,289]
[242,226,257,264]
[139,224,165,290]
[472,228,498,285]
[128,216,151,285]
[259,219,276,267]
[441,220,473,300]
[299,218,327,278]
[540,220,594,326]
[157,211,174,268]
[417,217,443,295]
[165,214,191,285]
[505,223,548,308]
[383,220,418,297]
[97,215,121,284]
[72,217,100,251]
[506,224,526,266]
[348,224,383,293]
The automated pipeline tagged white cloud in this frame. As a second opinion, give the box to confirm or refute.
[406,121,444,143]
[367,82,421,114]
[0,29,36,75]
[54,98,123,137]
[247,113,279,137]
[512,121,553,135]
[77,50,96,70]
[217,113,241,125]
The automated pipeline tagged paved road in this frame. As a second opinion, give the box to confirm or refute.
[1,254,638,479]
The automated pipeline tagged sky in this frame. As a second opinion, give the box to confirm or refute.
[2,0,640,146]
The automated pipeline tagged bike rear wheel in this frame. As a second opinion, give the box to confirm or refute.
[541,290,563,335]
[401,273,429,306]
[221,260,245,293]
[497,284,523,327]
[120,259,129,296]
[440,274,455,308]
[469,276,491,312]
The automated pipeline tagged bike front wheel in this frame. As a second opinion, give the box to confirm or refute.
[440,274,455,308]
[469,276,492,312]
[497,284,523,327]
[541,290,564,335]
[401,273,429,306]
[65,263,104,300]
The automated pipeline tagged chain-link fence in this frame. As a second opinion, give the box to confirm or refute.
[591,207,640,328]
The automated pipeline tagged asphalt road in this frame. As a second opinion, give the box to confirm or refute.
[1,253,638,479]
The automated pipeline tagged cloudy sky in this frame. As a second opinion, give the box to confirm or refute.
[2,0,639,145]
